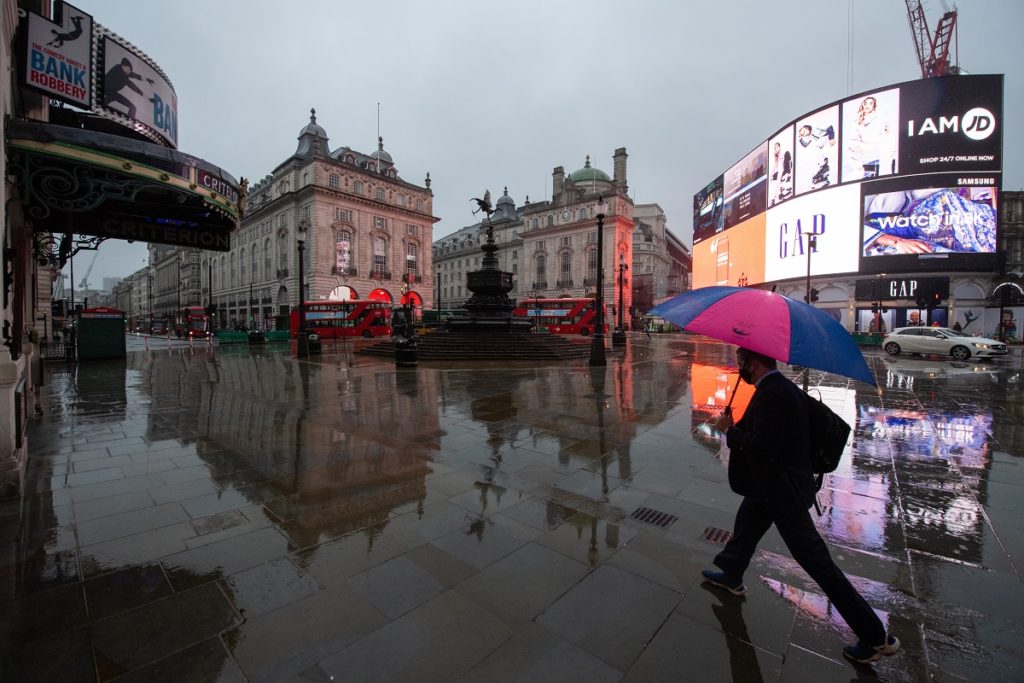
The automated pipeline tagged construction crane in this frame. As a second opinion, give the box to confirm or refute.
[904,0,960,79]
[78,251,98,290]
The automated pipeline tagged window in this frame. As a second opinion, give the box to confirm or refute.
[406,224,418,236]
[512,263,518,274]
[406,242,418,278]
[264,238,272,279]
[240,247,246,284]
[561,236,571,246]
[336,230,352,273]
[335,207,352,222]
[278,214,288,229]
[230,252,237,287]
[398,194,406,207]
[535,255,546,281]
[531,218,539,230]
[250,245,258,282]
[512,250,518,260]
[373,237,388,276]
[329,174,339,189]
[546,215,553,227]
[560,251,571,279]
[278,233,288,271]
[375,187,386,202]
[587,248,597,281]
[302,205,310,220]
[374,216,387,229]
[353,181,363,195]
[416,199,423,211]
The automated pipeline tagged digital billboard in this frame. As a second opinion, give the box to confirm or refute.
[692,75,1003,284]
[98,35,178,148]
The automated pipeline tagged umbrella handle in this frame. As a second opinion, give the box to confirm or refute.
[723,375,742,416]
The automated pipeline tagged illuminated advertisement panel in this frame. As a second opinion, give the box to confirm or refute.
[860,173,998,274]
[841,87,900,182]
[722,143,768,230]
[693,176,724,245]
[764,184,861,282]
[22,2,93,108]
[692,75,1003,284]
[794,106,839,195]
[767,126,794,207]
[692,214,766,289]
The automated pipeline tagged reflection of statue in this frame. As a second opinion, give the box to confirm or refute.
[471,190,494,217]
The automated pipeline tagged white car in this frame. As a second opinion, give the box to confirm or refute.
[882,326,1008,361]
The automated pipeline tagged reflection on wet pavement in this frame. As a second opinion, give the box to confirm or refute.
[1,338,1022,680]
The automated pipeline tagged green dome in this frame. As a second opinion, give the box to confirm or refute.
[569,155,611,183]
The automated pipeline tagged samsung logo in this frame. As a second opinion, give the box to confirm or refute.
[906,107,996,141]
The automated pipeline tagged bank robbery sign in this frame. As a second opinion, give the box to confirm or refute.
[23,1,93,108]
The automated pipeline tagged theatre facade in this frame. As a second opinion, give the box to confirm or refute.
[1,1,242,493]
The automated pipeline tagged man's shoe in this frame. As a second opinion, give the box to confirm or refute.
[701,569,746,596]
[842,635,901,664]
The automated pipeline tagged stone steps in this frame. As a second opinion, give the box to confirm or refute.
[356,330,593,361]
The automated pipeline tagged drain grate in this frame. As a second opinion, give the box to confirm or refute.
[702,526,733,544]
[630,507,678,528]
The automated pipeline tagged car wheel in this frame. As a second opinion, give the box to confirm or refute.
[362,330,372,338]
[884,342,901,356]
[950,345,970,361]
[580,327,590,336]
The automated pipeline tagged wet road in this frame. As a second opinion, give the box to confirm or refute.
[2,335,1022,681]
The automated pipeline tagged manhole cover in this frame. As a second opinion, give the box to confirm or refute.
[630,507,678,528]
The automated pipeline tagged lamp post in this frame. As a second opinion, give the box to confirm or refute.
[208,259,215,331]
[802,231,817,391]
[589,196,608,366]
[297,239,308,357]
[613,251,628,346]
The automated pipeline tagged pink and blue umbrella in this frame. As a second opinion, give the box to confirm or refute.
[651,286,875,386]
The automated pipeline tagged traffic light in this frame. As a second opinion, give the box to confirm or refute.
[930,288,942,306]
[804,288,819,303]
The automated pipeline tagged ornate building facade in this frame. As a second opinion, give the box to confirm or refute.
[203,110,437,329]
[434,150,638,323]
[631,203,692,315]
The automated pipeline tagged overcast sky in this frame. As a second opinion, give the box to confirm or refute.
[65,0,1023,287]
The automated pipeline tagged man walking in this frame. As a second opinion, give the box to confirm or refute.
[703,347,899,665]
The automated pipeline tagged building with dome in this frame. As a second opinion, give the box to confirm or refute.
[197,109,437,329]
[434,149,638,326]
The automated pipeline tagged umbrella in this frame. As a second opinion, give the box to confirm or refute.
[650,286,876,386]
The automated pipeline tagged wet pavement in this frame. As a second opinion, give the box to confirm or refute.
[2,335,1023,681]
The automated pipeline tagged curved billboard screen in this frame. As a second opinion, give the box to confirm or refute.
[692,75,1003,288]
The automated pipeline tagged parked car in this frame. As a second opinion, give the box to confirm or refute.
[882,326,1008,361]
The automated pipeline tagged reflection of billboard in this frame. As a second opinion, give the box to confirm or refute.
[841,88,899,182]
[863,186,997,257]
[794,106,839,195]
[767,127,794,207]
[23,2,93,108]
[722,143,768,229]
[693,176,724,245]
[99,36,178,148]
[764,184,861,282]
[692,215,766,289]
[690,362,755,424]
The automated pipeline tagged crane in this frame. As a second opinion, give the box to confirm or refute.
[78,251,98,290]
[904,0,960,79]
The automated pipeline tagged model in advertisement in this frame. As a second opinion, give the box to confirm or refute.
[104,57,155,120]
[794,109,838,194]
[841,91,899,182]
[863,187,997,256]
[768,140,793,206]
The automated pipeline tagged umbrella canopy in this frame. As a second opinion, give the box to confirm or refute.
[651,286,876,386]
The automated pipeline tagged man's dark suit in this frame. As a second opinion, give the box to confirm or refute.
[715,371,887,647]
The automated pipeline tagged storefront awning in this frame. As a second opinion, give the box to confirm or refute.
[6,119,242,255]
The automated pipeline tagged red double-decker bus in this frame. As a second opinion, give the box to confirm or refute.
[513,298,607,336]
[290,300,392,339]
[174,306,210,338]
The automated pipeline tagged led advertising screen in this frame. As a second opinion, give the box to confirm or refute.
[692,214,766,289]
[692,75,1003,283]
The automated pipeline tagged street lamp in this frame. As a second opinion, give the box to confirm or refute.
[589,196,608,366]
[613,251,628,346]
[297,239,308,357]
[802,231,817,391]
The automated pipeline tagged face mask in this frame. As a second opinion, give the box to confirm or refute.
[737,354,755,384]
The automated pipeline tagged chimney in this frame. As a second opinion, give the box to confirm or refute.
[613,148,628,194]
[552,166,565,200]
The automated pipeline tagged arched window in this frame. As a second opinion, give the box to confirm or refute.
[230,253,237,288]
[263,239,271,280]
[239,247,246,284]
[336,230,352,274]
[375,187,386,202]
